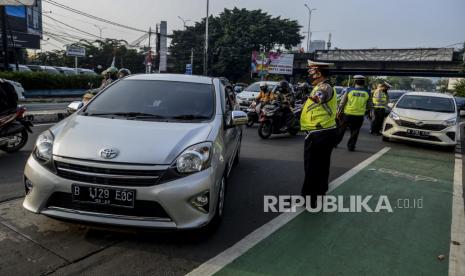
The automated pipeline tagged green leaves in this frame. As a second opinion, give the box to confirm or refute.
[170,8,303,81]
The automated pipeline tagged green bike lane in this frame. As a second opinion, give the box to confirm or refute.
[212,147,456,276]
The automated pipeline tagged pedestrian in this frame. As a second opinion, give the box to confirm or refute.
[300,60,338,207]
[370,82,391,135]
[335,75,372,151]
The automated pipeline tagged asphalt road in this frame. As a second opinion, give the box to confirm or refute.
[25,103,69,112]
[0,122,460,275]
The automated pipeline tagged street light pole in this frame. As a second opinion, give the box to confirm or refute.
[204,0,209,76]
[304,4,316,53]
[177,16,191,29]
[93,24,105,39]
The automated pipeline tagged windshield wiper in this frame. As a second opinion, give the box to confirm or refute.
[88,112,166,119]
[171,114,210,120]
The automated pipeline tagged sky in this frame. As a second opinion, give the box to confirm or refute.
[41,0,465,51]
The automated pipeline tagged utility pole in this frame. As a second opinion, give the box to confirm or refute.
[94,24,105,39]
[177,16,190,29]
[1,6,9,71]
[190,48,194,73]
[204,0,209,76]
[146,27,152,73]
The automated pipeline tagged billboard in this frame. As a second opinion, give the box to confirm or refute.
[251,51,294,75]
[0,0,42,49]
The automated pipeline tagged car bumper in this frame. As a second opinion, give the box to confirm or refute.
[382,117,457,146]
[23,156,219,229]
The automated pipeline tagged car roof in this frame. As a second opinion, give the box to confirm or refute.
[404,92,454,99]
[126,73,214,84]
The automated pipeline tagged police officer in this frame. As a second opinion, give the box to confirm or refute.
[370,82,391,135]
[300,60,338,207]
[336,75,372,151]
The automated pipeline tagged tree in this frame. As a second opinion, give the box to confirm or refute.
[454,79,465,97]
[411,78,434,91]
[436,79,449,93]
[170,8,303,81]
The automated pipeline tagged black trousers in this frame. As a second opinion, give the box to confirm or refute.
[301,128,338,199]
[336,115,364,150]
[371,108,386,134]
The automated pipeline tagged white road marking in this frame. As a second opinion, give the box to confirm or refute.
[186,147,391,276]
[449,153,465,276]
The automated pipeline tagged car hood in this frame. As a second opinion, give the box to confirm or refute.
[393,108,456,122]
[238,91,259,99]
[52,115,213,165]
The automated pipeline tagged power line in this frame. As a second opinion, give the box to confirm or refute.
[43,14,101,39]
[43,0,147,33]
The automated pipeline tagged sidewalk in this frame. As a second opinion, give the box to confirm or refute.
[210,148,459,275]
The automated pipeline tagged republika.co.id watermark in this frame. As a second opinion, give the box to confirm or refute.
[264,195,424,213]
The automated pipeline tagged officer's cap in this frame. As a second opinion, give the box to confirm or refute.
[307,60,334,68]
[353,75,366,80]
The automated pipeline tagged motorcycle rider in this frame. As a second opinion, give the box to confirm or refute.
[99,66,118,90]
[274,80,294,131]
[335,75,372,151]
[300,60,338,208]
[370,82,390,135]
[0,80,18,116]
[254,82,275,107]
[118,68,131,79]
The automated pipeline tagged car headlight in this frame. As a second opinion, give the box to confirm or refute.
[176,142,212,174]
[33,130,56,172]
[443,117,457,127]
[34,130,54,162]
[389,112,400,121]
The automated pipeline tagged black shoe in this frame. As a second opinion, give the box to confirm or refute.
[348,147,355,152]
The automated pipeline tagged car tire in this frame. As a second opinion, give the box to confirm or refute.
[288,128,298,136]
[258,121,272,139]
[233,140,241,167]
[203,175,226,232]
[382,135,390,142]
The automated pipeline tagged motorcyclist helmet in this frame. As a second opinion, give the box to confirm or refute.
[118,68,131,78]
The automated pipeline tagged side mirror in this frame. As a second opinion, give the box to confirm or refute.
[230,110,248,126]
[67,101,84,114]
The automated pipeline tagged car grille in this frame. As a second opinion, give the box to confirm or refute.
[55,161,165,187]
[398,120,446,131]
[46,192,171,219]
[393,131,442,142]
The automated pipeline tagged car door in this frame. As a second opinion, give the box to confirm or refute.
[222,85,239,168]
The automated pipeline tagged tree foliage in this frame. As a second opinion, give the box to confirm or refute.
[170,8,303,81]
[454,79,465,97]
[31,39,146,73]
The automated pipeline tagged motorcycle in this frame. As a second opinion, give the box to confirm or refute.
[246,103,259,127]
[0,106,33,153]
[258,101,302,139]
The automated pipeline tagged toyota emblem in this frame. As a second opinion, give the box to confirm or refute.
[99,148,119,159]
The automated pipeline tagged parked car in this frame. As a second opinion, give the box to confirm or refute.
[4,79,26,100]
[382,92,457,148]
[77,68,97,76]
[26,65,60,74]
[55,67,77,76]
[236,81,279,111]
[454,96,465,117]
[9,64,32,72]
[23,74,248,230]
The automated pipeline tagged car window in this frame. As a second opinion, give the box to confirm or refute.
[84,80,215,120]
[244,83,260,92]
[396,95,456,113]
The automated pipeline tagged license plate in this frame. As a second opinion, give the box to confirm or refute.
[71,185,136,208]
[406,129,430,137]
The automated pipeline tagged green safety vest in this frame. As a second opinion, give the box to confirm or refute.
[344,89,369,116]
[373,90,388,108]
[300,84,337,131]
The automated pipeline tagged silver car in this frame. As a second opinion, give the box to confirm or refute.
[23,74,247,229]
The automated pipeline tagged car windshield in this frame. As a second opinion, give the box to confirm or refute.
[244,82,275,92]
[83,80,215,121]
[396,95,456,113]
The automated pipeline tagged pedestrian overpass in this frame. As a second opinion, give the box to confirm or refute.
[293,48,465,78]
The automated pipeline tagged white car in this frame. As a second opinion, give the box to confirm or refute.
[236,81,279,110]
[5,80,26,100]
[382,92,458,147]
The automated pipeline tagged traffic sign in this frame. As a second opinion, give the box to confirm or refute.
[185,64,192,75]
[66,45,86,57]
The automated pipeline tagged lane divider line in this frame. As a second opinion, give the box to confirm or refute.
[186,147,391,276]
[449,153,465,276]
